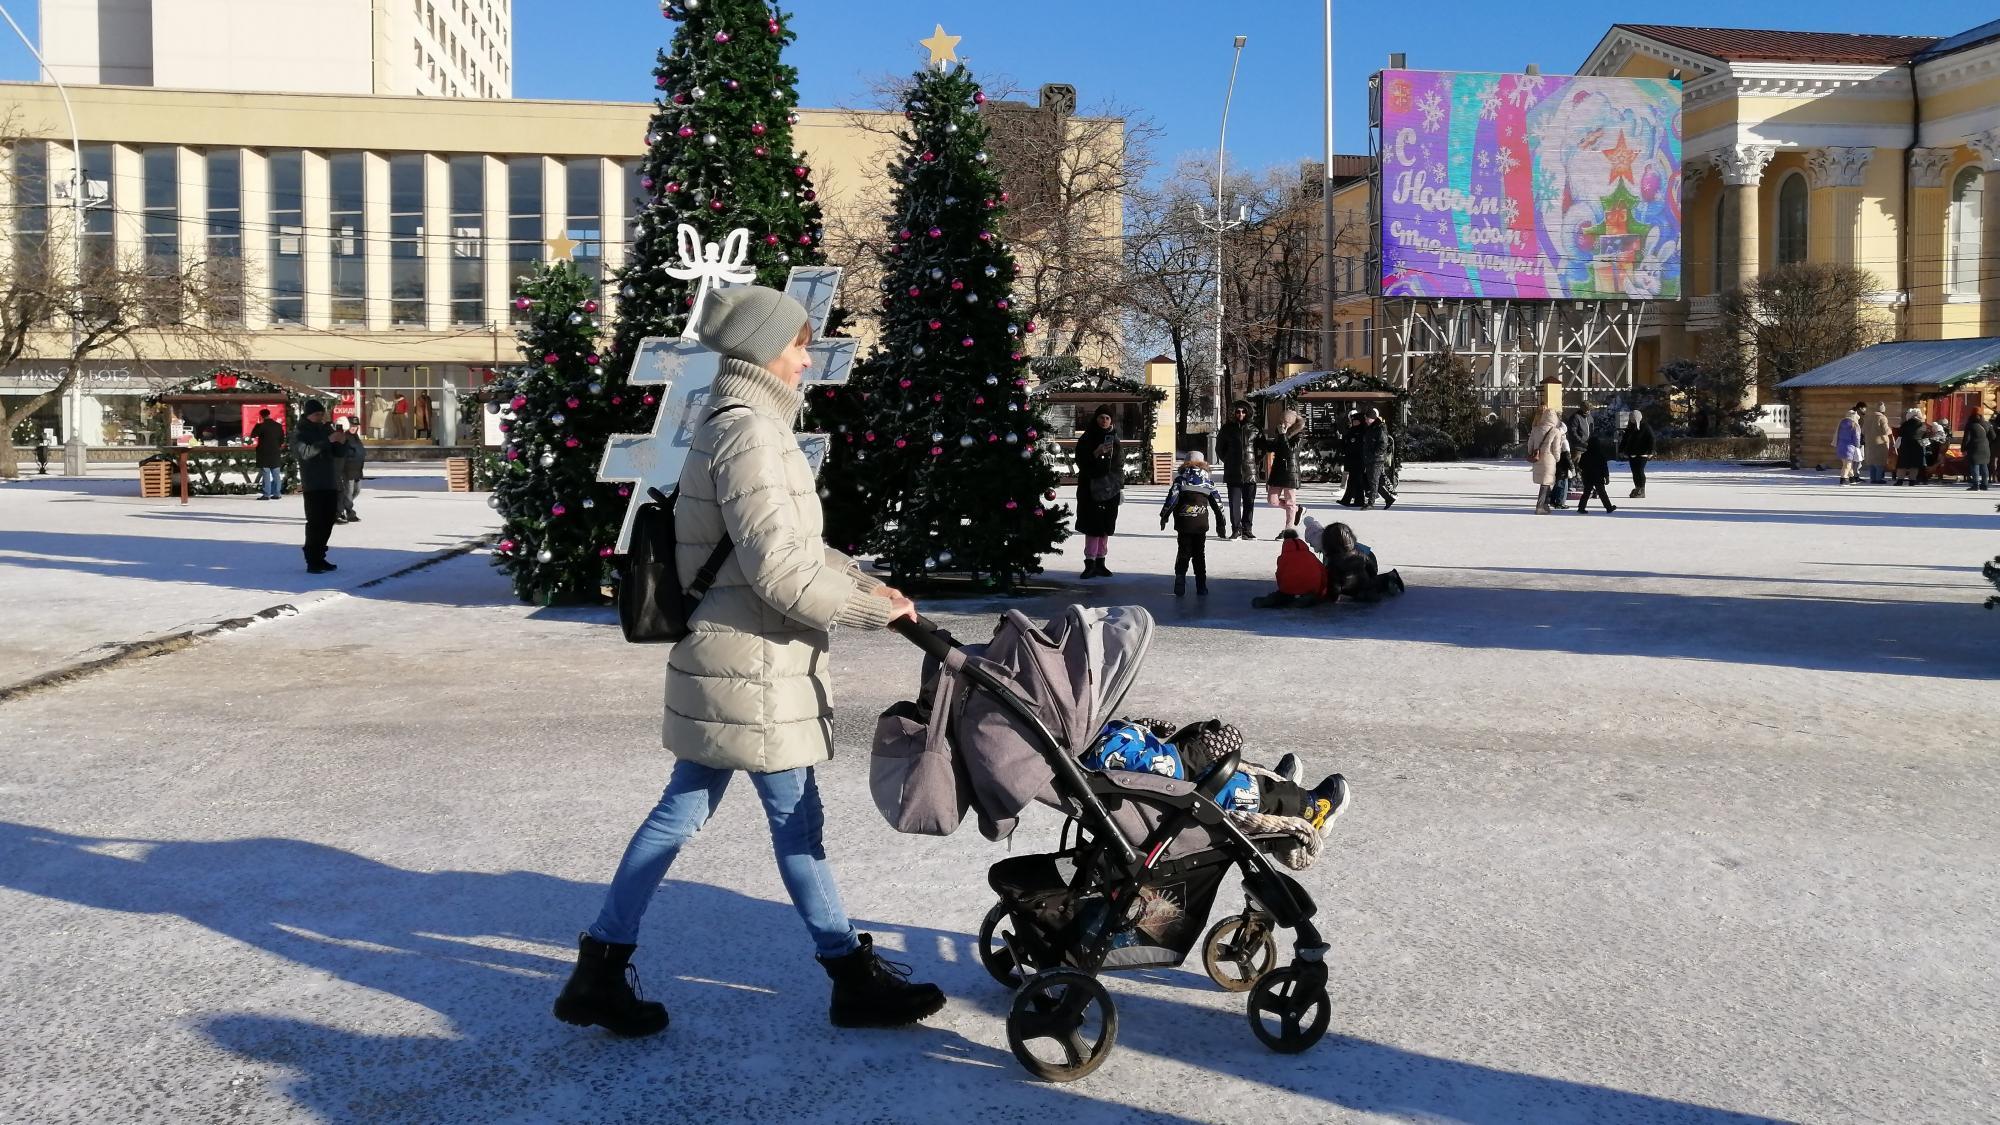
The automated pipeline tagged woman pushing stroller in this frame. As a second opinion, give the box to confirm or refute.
[553,285,945,1038]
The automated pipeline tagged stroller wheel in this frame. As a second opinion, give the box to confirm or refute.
[1247,964,1331,1054]
[1202,914,1277,993]
[977,901,1028,989]
[1007,969,1119,1083]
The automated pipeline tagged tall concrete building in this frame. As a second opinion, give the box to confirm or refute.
[38,0,513,98]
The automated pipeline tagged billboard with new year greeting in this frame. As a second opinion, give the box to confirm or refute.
[1377,69,1682,301]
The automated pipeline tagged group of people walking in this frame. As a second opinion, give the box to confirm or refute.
[1527,403,1653,514]
[1835,402,1993,490]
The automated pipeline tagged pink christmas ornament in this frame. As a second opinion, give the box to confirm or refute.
[551,504,567,516]
[618,485,631,497]
[765,234,781,246]
[793,166,809,179]
[898,378,912,388]
[677,126,695,139]
[797,233,812,245]
[565,437,581,448]
[928,227,943,238]
[498,538,516,552]
[642,394,657,406]
[709,199,725,212]
[928,319,942,330]
[1004,500,1019,510]
[753,146,768,157]
[961,338,975,348]
[751,122,768,136]
[599,547,615,558]
[583,301,599,313]
[930,446,943,456]
[664,181,681,193]
[714,31,731,43]
[543,352,559,364]
[514,296,532,311]
[510,395,527,410]
[566,397,581,409]
[907,287,922,297]
[950,280,965,291]
[996,299,1010,309]
[894,438,908,448]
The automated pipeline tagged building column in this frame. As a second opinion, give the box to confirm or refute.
[301,151,332,328]
[1712,145,1776,293]
[600,156,628,324]
[1807,147,1872,266]
[1908,148,1955,341]
[1973,129,2000,337]
[1712,145,1775,406]
[423,154,451,331]
[110,144,145,263]
[481,155,508,327]
[239,149,271,332]
[362,152,391,330]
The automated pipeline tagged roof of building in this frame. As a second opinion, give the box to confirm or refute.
[1774,338,2000,389]
[1913,18,2000,61]
[1615,24,1942,64]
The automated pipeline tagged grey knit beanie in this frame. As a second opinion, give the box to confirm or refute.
[694,285,811,367]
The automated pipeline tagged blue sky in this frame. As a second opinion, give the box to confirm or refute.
[0,1,1992,176]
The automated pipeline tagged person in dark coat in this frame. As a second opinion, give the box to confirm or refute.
[249,409,286,499]
[1336,411,1367,507]
[1358,408,1396,510]
[1214,400,1262,539]
[293,400,347,573]
[335,419,366,522]
[1894,409,1926,484]
[1576,432,1619,513]
[1618,412,1655,498]
[1962,408,1994,491]
[1314,518,1405,602]
[1074,406,1122,579]
[1258,410,1305,529]
[1549,404,1590,508]
[1158,453,1228,596]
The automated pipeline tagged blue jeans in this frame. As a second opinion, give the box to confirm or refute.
[1972,464,1991,490]
[588,760,859,959]
[1868,464,1886,484]
[259,466,282,498]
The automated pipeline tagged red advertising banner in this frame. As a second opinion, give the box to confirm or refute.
[328,367,361,424]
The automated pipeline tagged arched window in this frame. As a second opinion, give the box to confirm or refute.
[1776,173,1808,265]
[1949,166,1983,296]
[1713,194,1729,292]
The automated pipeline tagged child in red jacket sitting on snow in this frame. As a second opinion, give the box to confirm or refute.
[1250,527,1327,608]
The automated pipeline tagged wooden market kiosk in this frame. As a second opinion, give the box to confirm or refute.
[1246,367,1406,483]
[1030,361,1174,485]
[1776,339,2000,477]
[145,367,322,501]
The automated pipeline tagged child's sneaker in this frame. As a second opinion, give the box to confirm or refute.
[1273,753,1303,786]
[1304,774,1351,836]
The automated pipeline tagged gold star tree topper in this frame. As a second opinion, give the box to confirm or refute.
[920,24,960,70]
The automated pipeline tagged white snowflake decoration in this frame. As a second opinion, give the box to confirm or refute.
[1417,89,1446,132]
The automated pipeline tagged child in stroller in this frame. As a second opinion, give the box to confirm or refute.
[1086,717,1349,832]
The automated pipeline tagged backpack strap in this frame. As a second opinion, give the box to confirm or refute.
[685,403,753,598]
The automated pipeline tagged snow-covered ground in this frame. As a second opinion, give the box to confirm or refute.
[0,463,1994,1124]
[0,466,500,688]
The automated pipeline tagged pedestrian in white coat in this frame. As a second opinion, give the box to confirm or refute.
[555,285,944,1038]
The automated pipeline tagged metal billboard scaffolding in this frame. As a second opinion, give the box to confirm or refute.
[1368,67,1682,405]
[1380,297,1645,404]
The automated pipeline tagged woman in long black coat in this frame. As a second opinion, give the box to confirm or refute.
[1074,406,1122,578]
[1895,409,1926,485]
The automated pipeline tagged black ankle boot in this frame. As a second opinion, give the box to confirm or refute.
[818,934,946,1029]
[553,933,670,1037]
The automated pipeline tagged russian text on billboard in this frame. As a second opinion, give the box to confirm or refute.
[1378,69,1682,301]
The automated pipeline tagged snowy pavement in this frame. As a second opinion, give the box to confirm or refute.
[0,463,1995,1124]
[0,466,500,689]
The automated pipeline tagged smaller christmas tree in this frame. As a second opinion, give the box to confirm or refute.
[811,40,1068,589]
[490,261,628,605]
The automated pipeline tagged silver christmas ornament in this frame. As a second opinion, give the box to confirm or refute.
[975,152,989,163]
[911,344,926,357]
[581,498,596,509]
[966,292,980,304]
[691,86,707,99]
[958,435,975,448]
[929,268,944,280]
[588,382,604,395]
[1006,432,1020,444]
[537,548,554,563]
[702,133,719,147]
[984,265,999,278]
[551,412,567,425]
[487,494,501,508]
[945,123,959,134]
[931,431,944,442]
[539,452,556,467]
[985,374,999,385]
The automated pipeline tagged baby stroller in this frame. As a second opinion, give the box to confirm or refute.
[878,606,1333,1082]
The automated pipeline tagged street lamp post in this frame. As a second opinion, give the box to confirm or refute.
[1196,34,1248,457]
[1320,1,1339,372]
[0,2,93,476]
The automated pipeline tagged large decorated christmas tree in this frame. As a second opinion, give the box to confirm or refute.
[616,0,829,353]
[812,41,1068,589]
[489,262,622,604]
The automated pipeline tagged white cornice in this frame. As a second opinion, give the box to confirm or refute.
[1920,105,2000,150]
[1915,37,2000,97]
[1687,62,1912,108]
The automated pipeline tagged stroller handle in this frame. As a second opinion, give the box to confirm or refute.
[891,614,959,662]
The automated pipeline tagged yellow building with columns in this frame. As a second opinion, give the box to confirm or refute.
[1581,22,2000,379]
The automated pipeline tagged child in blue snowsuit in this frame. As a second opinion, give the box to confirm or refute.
[1082,721,1349,831]
[1160,454,1229,597]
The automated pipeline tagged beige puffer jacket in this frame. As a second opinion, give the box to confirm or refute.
[1527,416,1567,487]
[665,357,895,773]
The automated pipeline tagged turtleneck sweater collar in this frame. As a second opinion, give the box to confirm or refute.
[713,356,803,421]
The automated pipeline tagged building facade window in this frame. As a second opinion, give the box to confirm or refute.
[389,154,426,326]
[1775,172,1807,266]
[1362,317,1372,361]
[329,153,366,324]
[11,142,48,272]
[507,156,542,323]
[205,149,242,323]
[141,146,178,273]
[1949,166,1983,297]
[566,158,602,295]
[449,155,485,325]
[80,143,115,276]
[268,151,305,324]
